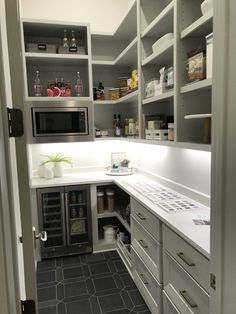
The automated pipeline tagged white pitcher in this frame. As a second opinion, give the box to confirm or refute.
[103,225,119,243]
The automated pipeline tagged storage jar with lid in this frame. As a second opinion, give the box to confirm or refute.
[168,123,175,141]
[106,190,115,212]
[128,119,136,135]
[97,190,104,213]
[103,225,119,243]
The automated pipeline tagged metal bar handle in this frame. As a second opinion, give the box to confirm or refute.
[136,212,146,220]
[139,273,149,285]
[180,290,198,308]
[138,239,148,249]
[61,192,67,246]
[64,192,71,245]
[177,252,195,267]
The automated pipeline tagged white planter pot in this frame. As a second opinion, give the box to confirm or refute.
[44,164,54,179]
[53,162,63,177]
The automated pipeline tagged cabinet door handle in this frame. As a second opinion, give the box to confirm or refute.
[177,252,195,267]
[139,273,149,285]
[180,290,197,308]
[138,239,148,249]
[136,212,146,220]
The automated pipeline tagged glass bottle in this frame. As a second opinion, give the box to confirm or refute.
[75,72,83,96]
[65,81,72,97]
[60,77,66,97]
[97,82,105,100]
[115,115,122,137]
[71,30,77,48]
[34,70,42,97]
[113,114,117,136]
[124,118,129,136]
[63,29,69,48]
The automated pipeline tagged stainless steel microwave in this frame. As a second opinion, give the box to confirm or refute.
[26,100,94,143]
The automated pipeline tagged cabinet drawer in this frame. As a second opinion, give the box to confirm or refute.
[132,216,162,282]
[163,225,209,292]
[131,198,161,241]
[163,251,209,314]
[132,248,162,314]
[163,291,180,314]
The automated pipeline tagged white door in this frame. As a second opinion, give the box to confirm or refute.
[0,0,38,311]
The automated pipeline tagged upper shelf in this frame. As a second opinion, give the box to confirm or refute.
[181,79,212,94]
[25,52,88,66]
[181,13,213,39]
[92,37,137,67]
[141,1,174,39]
[142,90,174,105]
[142,39,174,66]
[94,90,138,105]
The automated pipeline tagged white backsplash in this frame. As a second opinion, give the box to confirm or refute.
[28,140,211,198]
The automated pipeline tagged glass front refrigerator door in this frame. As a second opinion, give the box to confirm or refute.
[65,186,91,246]
[37,187,66,252]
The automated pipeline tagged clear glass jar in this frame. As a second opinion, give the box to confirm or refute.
[128,118,136,135]
[106,190,115,212]
[97,190,104,213]
[168,123,175,141]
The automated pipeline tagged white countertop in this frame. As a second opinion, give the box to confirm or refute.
[31,171,210,258]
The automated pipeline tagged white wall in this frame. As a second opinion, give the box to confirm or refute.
[20,0,135,33]
[29,141,211,203]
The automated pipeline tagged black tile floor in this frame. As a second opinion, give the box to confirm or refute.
[37,251,151,314]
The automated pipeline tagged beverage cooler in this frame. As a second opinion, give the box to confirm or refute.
[37,185,92,259]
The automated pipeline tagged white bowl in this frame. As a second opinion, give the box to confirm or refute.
[201,0,213,16]
[152,33,174,53]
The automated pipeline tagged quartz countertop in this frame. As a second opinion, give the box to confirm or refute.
[31,171,210,258]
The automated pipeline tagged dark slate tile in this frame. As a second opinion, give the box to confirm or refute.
[57,283,64,300]
[63,266,83,279]
[66,299,92,314]
[113,273,124,289]
[38,286,56,302]
[89,262,110,275]
[57,302,66,314]
[83,264,90,276]
[37,270,56,285]
[86,278,95,294]
[93,275,117,292]
[129,290,146,306]
[98,293,124,313]
[120,273,136,288]
[113,260,127,273]
[105,310,130,314]
[107,260,116,273]
[95,288,121,297]
[62,255,81,266]
[56,257,62,267]
[39,306,57,314]
[121,290,133,309]
[37,259,56,271]
[85,253,105,263]
[90,296,101,314]
[56,268,63,282]
[107,250,120,260]
[133,304,151,313]
[64,281,87,297]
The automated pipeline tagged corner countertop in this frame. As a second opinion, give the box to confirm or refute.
[30,171,210,259]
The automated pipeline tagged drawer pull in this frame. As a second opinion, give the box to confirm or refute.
[136,212,146,220]
[139,273,149,285]
[138,239,148,249]
[177,252,195,267]
[180,290,198,308]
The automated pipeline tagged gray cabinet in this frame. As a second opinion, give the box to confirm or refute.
[131,197,163,313]
[37,185,92,258]
[163,225,209,313]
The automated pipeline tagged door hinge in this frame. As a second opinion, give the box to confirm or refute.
[7,108,24,137]
[210,273,216,290]
[21,300,36,314]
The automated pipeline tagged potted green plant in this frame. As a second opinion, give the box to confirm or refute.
[41,153,72,177]
[120,158,130,172]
